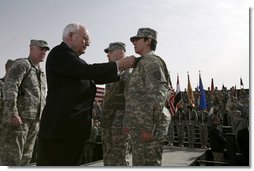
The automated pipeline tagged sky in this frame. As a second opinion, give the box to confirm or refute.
[0,0,251,91]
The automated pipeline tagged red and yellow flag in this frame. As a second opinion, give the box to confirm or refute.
[187,73,195,108]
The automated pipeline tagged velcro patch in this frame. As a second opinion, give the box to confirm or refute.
[153,71,161,80]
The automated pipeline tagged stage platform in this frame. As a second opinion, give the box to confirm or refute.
[83,146,207,166]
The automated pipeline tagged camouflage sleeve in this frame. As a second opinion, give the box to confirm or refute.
[2,59,30,117]
[103,71,130,110]
[0,80,4,119]
[140,61,168,131]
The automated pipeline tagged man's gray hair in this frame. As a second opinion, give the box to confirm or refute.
[62,23,81,40]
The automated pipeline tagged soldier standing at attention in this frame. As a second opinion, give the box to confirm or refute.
[0,40,49,166]
[198,110,209,149]
[186,105,198,148]
[101,42,131,166]
[123,28,171,166]
[176,103,186,147]
[0,59,14,125]
[0,59,14,144]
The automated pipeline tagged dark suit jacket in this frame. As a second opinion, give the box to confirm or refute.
[38,42,118,141]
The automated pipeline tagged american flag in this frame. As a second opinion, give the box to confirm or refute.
[166,88,176,116]
[95,86,105,103]
[174,74,183,112]
[165,73,176,116]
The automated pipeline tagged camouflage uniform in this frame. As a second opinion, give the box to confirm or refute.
[226,96,247,133]
[0,59,14,126]
[101,42,131,166]
[176,107,186,147]
[0,78,5,125]
[231,109,246,134]
[0,78,5,142]
[209,106,223,129]
[167,114,176,146]
[123,28,170,166]
[238,90,249,125]
[91,100,102,121]
[186,107,198,148]
[198,110,209,148]
[0,40,48,166]
[81,120,98,164]
[80,102,101,165]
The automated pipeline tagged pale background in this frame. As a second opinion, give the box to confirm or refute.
[0,0,251,91]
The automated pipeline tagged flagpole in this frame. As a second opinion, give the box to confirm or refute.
[187,71,190,124]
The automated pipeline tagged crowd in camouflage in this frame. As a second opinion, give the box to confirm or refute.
[167,86,249,152]
[0,36,249,166]
[81,85,249,165]
[169,87,249,147]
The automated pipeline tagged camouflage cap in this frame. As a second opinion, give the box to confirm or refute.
[30,39,50,50]
[104,42,126,53]
[130,28,157,42]
[6,59,14,66]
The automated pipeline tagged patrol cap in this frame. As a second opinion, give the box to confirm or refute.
[130,28,157,42]
[104,42,126,53]
[30,39,50,50]
[6,59,14,66]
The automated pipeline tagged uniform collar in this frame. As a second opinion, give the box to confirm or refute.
[143,50,155,57]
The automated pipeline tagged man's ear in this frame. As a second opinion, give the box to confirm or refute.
[145,38,152,45]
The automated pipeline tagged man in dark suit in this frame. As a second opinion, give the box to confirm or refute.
[36,23,135,166]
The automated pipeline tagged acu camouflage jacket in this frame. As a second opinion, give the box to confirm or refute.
[2,58,46,120]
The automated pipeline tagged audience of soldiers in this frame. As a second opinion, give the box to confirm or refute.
[167,86,249,164]
[80,85,249,165]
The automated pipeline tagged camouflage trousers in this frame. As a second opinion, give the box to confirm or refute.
[0,119,39,166]
[177,123,185,146]
[0,119,3,142]
[198,124,208,147]
[129,129,164,166]
[101,127,130,166]
[167,120,175,146]
[186,123,196,147]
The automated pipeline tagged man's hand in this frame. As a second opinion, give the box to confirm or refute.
[117,56,136,71]
[9,115,23,127]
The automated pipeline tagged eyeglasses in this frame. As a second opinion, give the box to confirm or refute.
[72,32,90,44]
